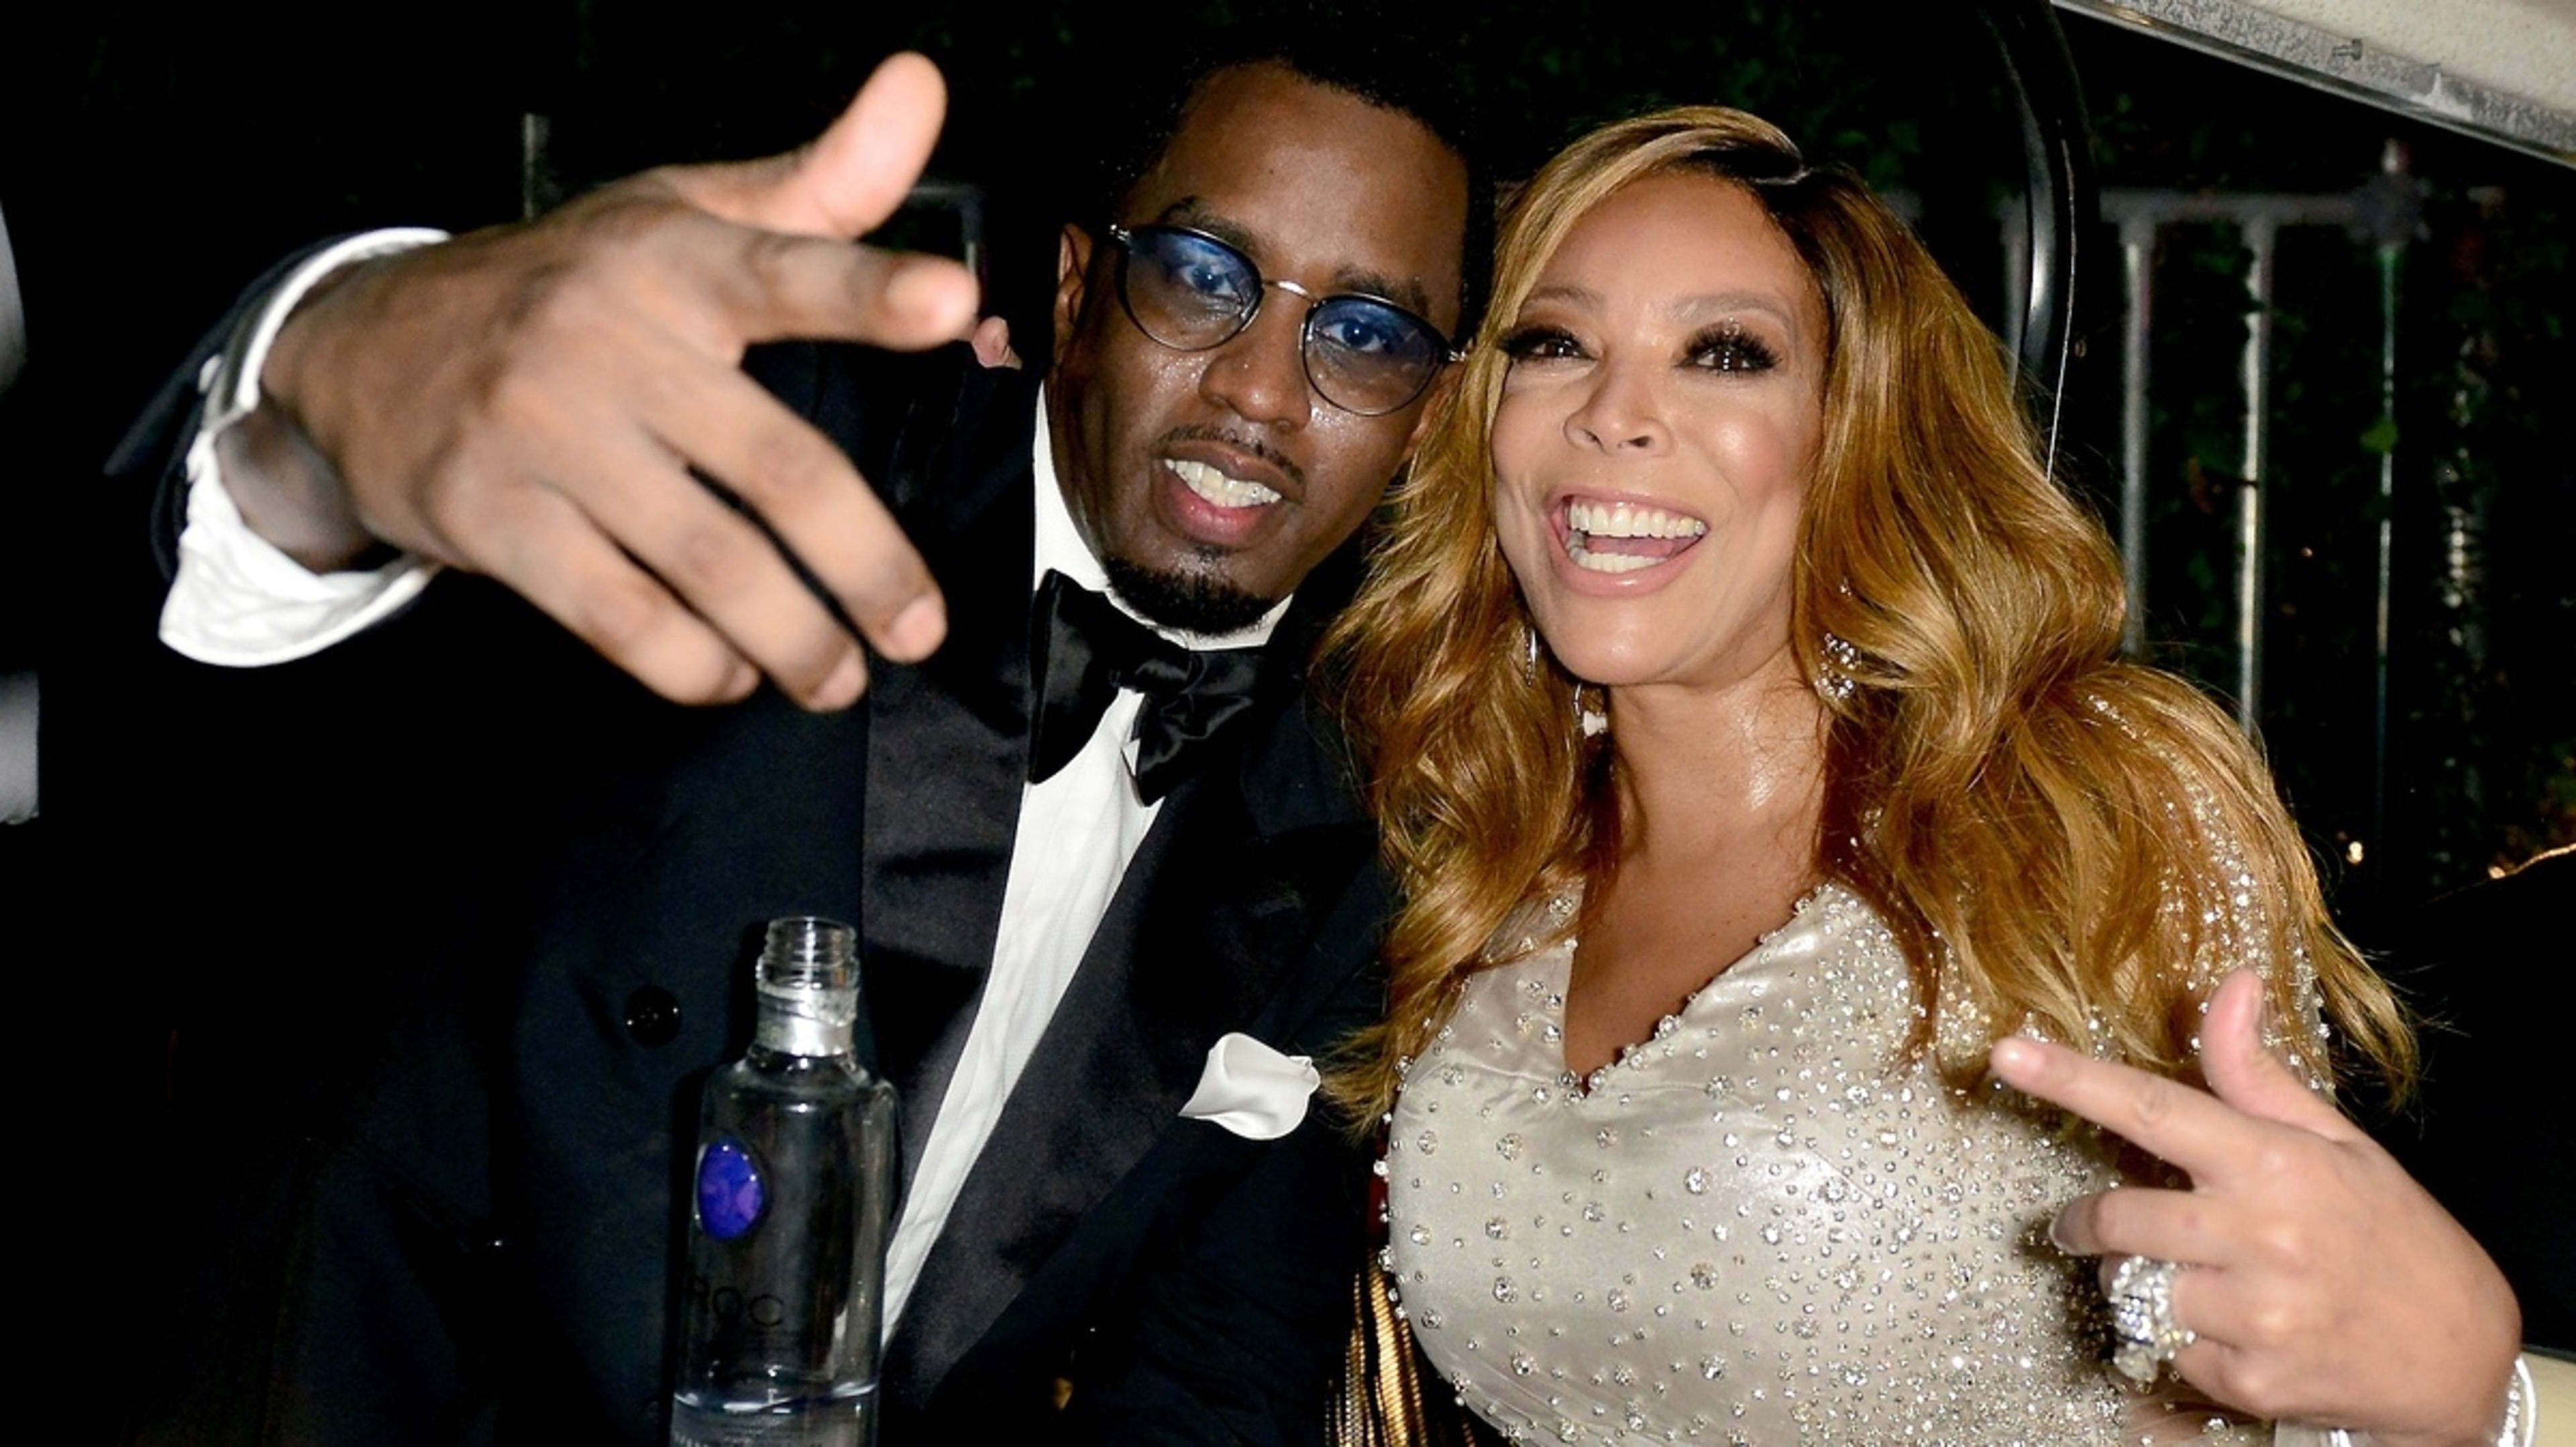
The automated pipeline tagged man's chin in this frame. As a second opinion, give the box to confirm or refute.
[1103,556,1277,636]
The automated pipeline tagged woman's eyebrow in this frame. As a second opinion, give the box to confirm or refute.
[1519,285,1799,336]
[1522,282,1601,309]
[1670,288,1799,324]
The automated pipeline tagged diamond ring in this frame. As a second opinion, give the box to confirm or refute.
[2107,1254,2196,1387]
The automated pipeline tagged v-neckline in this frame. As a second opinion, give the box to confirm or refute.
[1550,881,1833,1097]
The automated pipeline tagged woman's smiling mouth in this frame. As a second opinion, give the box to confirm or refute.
[1559,496,1709,574]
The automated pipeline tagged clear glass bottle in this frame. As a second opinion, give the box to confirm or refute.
[670,918,898,1447]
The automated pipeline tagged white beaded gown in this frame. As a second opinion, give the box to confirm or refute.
[1383,883,2288,1446]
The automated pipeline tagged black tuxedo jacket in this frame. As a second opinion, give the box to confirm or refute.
[119,320,1389,1446]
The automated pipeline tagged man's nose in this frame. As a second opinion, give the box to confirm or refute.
[1197,289,1313,429]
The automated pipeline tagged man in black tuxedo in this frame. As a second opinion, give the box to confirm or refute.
[123,32,1476,1447]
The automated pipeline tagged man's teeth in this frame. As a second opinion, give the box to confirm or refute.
[1167,459,1282,508]
[1566,500,1709,540]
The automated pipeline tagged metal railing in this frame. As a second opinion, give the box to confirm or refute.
[2017,150,2422,865]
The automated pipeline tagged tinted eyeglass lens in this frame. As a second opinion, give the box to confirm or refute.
[1308,298,1443,414]
[1124,230,1257,347]
[1116,226,1447,415]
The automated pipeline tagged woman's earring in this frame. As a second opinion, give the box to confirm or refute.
[1530,621,1607,735]
[1815,631,1862,702]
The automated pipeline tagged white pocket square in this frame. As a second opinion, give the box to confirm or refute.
[1179,1032,1321,1140]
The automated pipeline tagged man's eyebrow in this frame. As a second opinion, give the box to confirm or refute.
[1153,197,1440,323]
[1334,267,1437,321]
[1155,197,1256,254]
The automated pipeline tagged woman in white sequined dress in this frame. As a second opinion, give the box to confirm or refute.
[1324,109,2524,1446]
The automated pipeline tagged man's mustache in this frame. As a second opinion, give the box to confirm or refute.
[1157,424,1307,494]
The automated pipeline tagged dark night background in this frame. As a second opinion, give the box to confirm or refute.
[1,0,2569,1414]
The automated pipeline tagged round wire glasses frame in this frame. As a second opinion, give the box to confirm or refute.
[1106,223,1462,417]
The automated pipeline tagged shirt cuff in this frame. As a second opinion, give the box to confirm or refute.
[160,227,449,667]
[161,436,440,665]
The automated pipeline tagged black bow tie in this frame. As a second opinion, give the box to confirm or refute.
[1027,570,1268,804]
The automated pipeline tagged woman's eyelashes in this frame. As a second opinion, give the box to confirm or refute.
[1497,320,1782,374]
[1499,323,1585,363]
[1686,323,1781,374]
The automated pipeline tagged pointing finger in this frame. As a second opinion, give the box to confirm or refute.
[449,483,759,706]
[645,354,947,665]
[660,216,974,353]
[545,417,873,710]
[1990,1035,2261,1181]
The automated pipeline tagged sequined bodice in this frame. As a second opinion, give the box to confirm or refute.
[1383,885,2147,1446]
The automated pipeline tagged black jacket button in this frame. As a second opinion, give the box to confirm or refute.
[623,985,682,1046]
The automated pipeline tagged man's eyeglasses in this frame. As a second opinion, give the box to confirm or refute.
[1107,224,1460,417]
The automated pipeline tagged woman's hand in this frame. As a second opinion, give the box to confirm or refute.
[1990,971,2522,1447]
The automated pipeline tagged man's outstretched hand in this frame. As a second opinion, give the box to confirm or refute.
[237,52,979,710]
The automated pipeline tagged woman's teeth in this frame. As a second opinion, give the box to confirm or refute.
[1567,545,1661,574]
[1167,459,1282,508]
[1564,500,1708,574]
[1566,500,1708,539]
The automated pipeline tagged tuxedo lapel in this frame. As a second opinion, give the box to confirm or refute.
[794,352,1384,1417]
[882,583,1379,1410]
[840,358,1046,1167]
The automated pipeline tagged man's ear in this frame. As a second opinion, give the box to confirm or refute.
[1052,223,1096,368]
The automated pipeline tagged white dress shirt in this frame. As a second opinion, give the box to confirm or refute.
[156,264,1289,1330]
[881,407,1283,1326]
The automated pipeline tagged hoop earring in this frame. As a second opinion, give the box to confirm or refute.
[1576,682,1608,738]
[1528,621,1607,735]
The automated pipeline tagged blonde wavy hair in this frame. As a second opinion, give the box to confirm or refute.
[1323,106,2413,1123]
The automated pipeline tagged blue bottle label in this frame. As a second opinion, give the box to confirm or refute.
[694,1134,766,1242]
